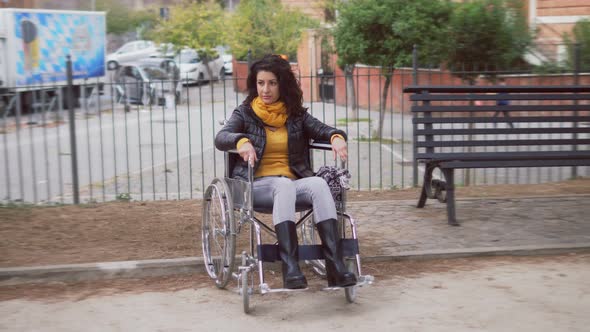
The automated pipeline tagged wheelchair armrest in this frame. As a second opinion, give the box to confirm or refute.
[224,149,254,183]
[309,140,332,151]
[309,140,347,169]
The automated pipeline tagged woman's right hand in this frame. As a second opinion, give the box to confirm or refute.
[238,142,257,166]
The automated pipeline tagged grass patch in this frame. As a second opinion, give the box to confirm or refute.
[337,117,372,126]
[0,201,35,210]
[0,200,66,210]
[354,136,411,145]
[116,193,132,201]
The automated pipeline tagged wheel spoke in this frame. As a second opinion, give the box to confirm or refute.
[201,179,236,289]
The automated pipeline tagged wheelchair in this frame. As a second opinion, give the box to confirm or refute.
[201,140,373,313]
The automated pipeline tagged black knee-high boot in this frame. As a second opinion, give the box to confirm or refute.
[316,219,357,287]
[275,221,308,289]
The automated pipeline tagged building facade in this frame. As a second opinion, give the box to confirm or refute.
[0,0,86,10]
[527,0,590,64]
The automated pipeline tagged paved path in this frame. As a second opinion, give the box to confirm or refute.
[2,255,589,331]
[352,195,590,258]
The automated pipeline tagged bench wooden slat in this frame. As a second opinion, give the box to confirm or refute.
[413,116,590,124]
[404,85,590,93]
[439,159,590,168]
[439,159,590,169]
[416,150,590,161]
[413,104,590,113]
[415,127,590,135]
[416,138,590,148]
[410,93,590,102]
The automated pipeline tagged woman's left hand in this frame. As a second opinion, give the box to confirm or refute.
[331,137,348,162]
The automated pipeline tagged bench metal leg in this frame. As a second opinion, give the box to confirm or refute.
[417,184,428,208]
[441,169,459,226]
[417,164,434,208]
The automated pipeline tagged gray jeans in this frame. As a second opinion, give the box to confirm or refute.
[252,176,337,225]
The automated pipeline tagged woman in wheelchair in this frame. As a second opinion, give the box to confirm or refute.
[214,54,357,290]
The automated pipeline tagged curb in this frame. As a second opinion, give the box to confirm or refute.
[2,243,590,286]
[0,257,204,286]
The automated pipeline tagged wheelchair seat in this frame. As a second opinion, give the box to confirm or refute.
[252,186,313,214]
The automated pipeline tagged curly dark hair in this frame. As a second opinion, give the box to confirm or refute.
[243,54,305,116]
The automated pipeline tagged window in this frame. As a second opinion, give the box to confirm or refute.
[141,66,168,80]
[118,43,136,53]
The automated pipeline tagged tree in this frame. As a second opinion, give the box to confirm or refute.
[334,0,452,137]
[564,19,590,71]
[96,0,158,36]
[151,1,226,80]
[131,9,160,40]
[446,0,532,83]
[228,0,319,61]
[96,0,132,35]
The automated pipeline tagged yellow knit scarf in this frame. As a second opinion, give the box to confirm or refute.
[251,96,288,127]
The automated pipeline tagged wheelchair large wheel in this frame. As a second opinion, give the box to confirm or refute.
[202,178,236,289]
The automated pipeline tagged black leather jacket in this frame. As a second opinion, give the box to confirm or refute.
[215,103,347,180]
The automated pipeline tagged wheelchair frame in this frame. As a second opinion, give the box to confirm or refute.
[201,141,373,313]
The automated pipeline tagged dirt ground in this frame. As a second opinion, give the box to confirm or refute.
[1,253,589,331]
[1,178,589,268]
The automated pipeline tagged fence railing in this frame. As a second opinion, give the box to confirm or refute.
[1,67,588,205]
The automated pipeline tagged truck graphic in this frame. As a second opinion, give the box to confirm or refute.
[0,8,106,112]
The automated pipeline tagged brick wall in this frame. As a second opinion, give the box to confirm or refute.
[232,57,590,115]
[533,0,590,59]
[537,0,590,16]
[0,0,33,8]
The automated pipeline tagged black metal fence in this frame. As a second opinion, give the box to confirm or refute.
[1,64,588,205]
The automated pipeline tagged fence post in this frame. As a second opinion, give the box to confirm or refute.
[572,43,581,179]
[247,49,252,75]
[412,44,418,187]
[66,55,80,204]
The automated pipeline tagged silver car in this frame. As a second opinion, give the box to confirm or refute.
[114,59,181,107]
[106,40,159,71]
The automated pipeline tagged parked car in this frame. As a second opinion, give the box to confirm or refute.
[138,57,180,81]
[215,45,233,75]
[175,48,225,85]
[113,60,181,107]
[156,43,176,59]
[221,53,233,75]
[106,40,174,70]
[107,40,159,70]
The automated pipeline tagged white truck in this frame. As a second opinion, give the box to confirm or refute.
[0,8,107,114]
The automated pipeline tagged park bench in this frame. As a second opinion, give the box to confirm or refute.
[403,85,590,225]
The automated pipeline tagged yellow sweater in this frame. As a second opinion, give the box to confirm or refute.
[254,126,296,179]
[236,129,344,180]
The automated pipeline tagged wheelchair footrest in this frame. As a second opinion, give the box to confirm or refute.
[257,239,359,263]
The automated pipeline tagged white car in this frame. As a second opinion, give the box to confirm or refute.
[221,53,233,75]
[215,45,233,75]
[176,49,225,85]
[106,40,161,70]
